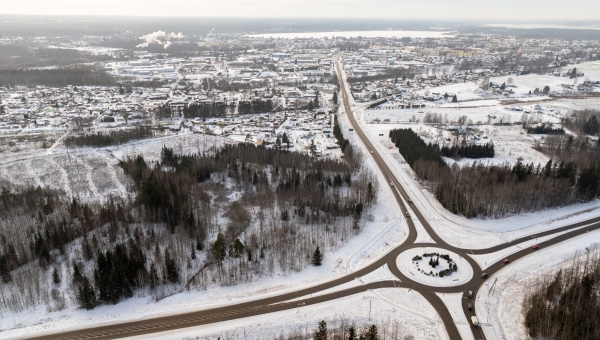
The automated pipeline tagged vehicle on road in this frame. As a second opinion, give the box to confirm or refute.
[502,258,510,264]
[408,198,413,203]
[370,150,374,154]
[532,244,539,250]
[471,316,479,327]
[405,211,410,217]
[468,303,473,310]
[481,272,488,278]
[390,181,394,187]
[467,290,473,298]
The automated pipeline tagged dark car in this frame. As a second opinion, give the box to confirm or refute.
[532,244,539,250]
[502,258,510,264]
[481,272,488,278]
[468,303,473,310]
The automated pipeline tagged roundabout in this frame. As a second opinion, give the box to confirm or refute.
[396,246,473,287]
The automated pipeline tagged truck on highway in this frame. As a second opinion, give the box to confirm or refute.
[471,316,479,327]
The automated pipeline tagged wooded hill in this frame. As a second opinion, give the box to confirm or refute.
[0,141,376,312]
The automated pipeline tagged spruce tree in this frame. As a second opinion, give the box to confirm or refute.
[72,261,83,283]
[53,267,61,285]
[333,91,338,105]
[164,250,179,283]
[348,326,357,340]
[149,263,159,289]
[77,276,97,310]
[312,246,323,266]
[191,243,196,260]
[452,95,458,103]
[364,325,379,340]
[314,320,327,340]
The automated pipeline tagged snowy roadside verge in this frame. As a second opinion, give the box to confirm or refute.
[475,228,600,340]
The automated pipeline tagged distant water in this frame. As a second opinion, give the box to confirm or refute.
[249,30,454,39]
[486,24,600,30]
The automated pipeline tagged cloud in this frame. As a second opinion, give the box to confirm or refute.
[136,31,184,49]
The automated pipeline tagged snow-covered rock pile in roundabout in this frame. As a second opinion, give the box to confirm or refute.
[396,246,473,287]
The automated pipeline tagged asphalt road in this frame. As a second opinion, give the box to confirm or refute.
[26,56,600,340]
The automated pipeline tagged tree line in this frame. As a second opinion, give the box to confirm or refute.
[433,143,495,160]
[238,99,274,114]
[526,124,565,135]
[0,66,116,87]
[183,101,230,118]
[65,126,155,147]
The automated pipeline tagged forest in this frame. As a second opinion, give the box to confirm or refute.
[0,66,116,87]
[390,128,600,218]
[0,137,377,312]
[524,251,600,340]
[64,126,155,147]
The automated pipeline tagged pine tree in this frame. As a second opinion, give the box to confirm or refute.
[314,91,319,108]
[348,326,357,340]
[314,320,327,340]
[196,238,203,251]
[312,246,323,266]
[364,325,379,340]
[164,250,179,283]
[191,243,196,260]
[212,233,227,264]
[77,276,97,310]
[72,261,83,283]
[149,263,159,289]
[452,95,458,103]
[53,267,61,285]
[309,139,317,158]
[333,91,338,105]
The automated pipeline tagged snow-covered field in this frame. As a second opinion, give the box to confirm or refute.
[476,229,600,340]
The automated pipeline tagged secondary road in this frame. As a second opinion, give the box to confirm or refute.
[26,56,600,340]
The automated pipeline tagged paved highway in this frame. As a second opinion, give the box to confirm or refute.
[26,56,600,340]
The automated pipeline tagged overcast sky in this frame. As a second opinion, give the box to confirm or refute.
[2,0,600,21]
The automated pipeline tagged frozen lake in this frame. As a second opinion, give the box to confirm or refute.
[249,30,454,39]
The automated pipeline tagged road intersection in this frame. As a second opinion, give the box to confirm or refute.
[27,56,600,340]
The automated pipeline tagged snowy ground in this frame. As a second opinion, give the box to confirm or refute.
[128,288,447,340]
[475,229,600,340]
[397,247,472,287]
[413,67,600,105]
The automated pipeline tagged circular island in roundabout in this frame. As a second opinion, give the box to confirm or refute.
[396,246,473,287]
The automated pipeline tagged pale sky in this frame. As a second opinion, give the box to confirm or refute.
[2,0,600,20]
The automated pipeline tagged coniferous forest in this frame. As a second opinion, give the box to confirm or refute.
[0,140,377,312]
[524,251,600,340]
